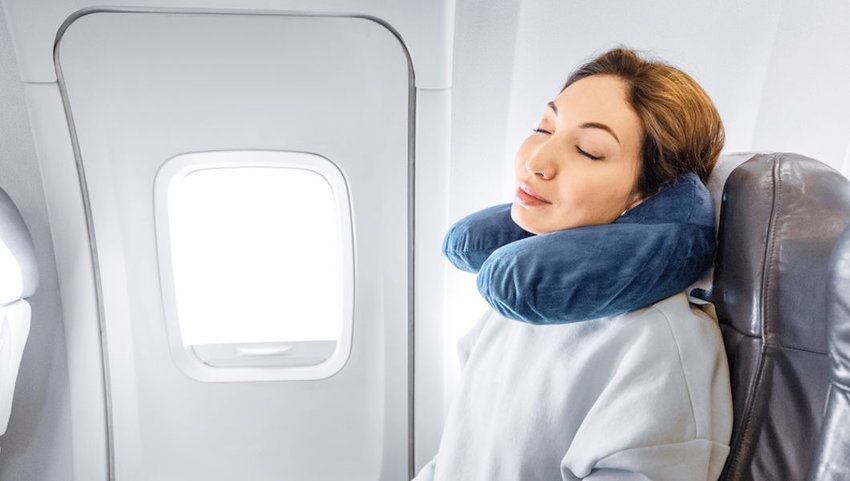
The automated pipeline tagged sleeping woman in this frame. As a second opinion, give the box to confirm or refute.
[414,47,733,480]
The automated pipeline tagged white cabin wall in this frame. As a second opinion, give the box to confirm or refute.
[2,2,457,478]
[748,1,850,169]
[445,0,522,408]
[0,3,74,480]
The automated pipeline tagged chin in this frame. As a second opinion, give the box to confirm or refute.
[510,203,542,235]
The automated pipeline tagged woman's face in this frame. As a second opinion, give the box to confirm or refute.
[511,75,646,235]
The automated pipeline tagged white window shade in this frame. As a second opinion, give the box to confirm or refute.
[154,151,354,381]
[170,166,343,344]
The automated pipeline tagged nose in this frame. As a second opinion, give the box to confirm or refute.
[523,143,557,180]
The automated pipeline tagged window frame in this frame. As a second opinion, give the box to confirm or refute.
[153,150,355,382]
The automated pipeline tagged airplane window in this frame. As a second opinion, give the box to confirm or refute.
[169,166,343,344]
[154,151,354,381]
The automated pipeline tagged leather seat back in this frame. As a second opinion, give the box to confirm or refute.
[710,153,850,480]
[808,222,850,480]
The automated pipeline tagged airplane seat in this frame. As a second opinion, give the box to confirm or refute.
[704,152,850,481]
[0,186,38,439]
[809,222,850,480]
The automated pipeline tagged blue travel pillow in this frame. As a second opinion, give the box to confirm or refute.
[442,172,715,324]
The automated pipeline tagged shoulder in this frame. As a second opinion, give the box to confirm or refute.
[646,292,732,442]
[564,292,733,478]
[583,292,730,440]
[646,292,728,378]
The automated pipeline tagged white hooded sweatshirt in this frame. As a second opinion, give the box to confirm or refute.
[413,291,733,481]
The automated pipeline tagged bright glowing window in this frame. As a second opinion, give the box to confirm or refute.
[154,151,354,382]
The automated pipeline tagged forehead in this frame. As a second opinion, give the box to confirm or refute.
[553,75,642,146]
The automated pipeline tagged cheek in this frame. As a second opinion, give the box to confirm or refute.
[551,167,631,220]
[552,169,597,205]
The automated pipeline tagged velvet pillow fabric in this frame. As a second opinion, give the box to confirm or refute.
[442,172,715,324]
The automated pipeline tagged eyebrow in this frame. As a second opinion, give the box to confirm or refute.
[547,101,621,145]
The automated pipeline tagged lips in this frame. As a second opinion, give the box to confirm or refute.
[516,184,551,205]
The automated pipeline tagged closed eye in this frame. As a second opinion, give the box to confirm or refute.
[576,146,603,161]
[532,127,552,135]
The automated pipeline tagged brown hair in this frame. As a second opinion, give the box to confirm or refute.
[562,47,724,197]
